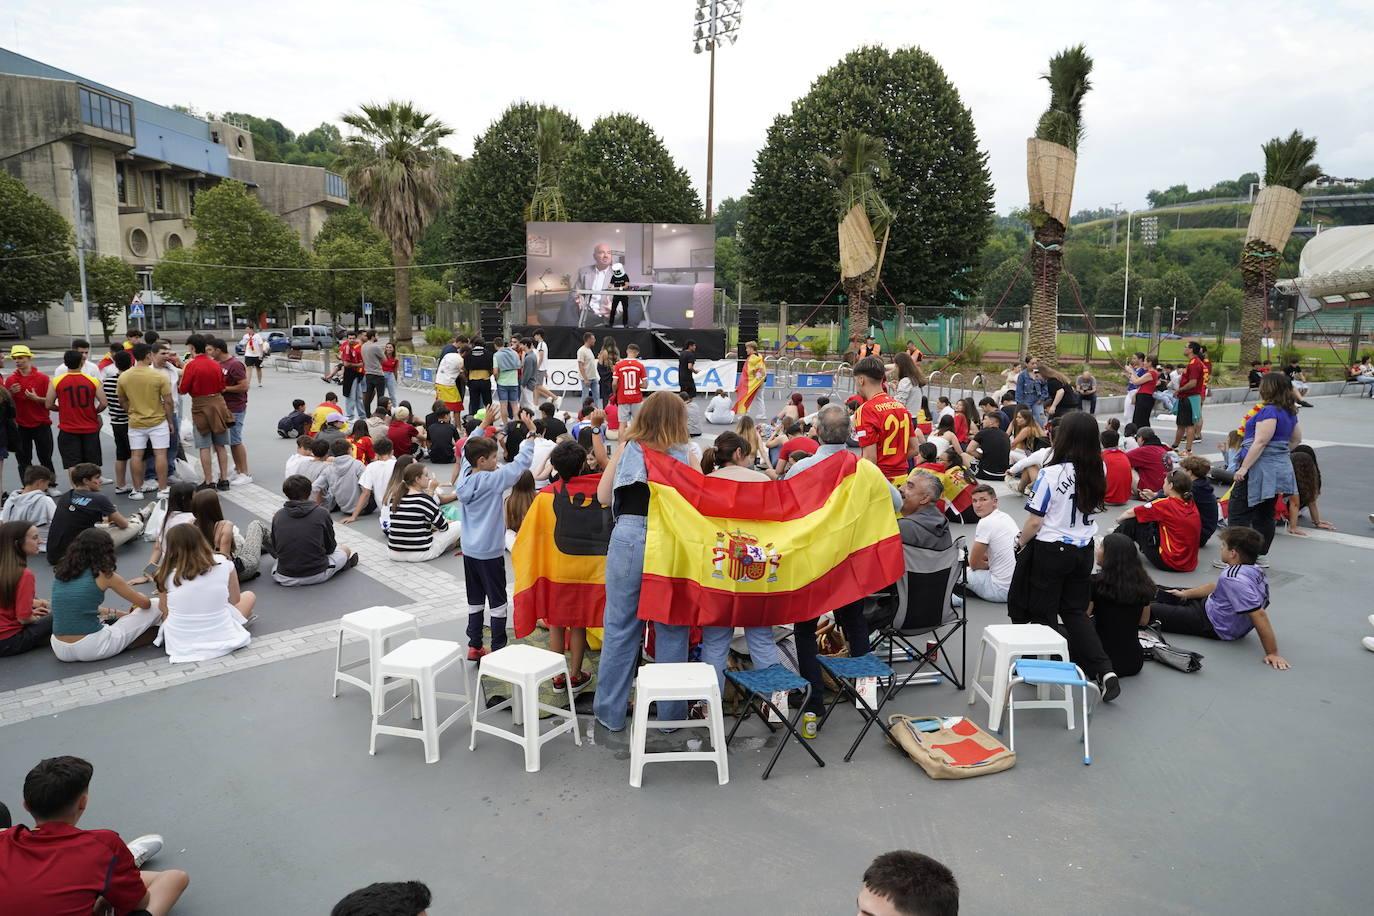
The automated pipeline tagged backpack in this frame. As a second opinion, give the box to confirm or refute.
[1137,624,1203,673]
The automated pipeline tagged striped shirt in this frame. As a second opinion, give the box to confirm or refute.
[385,491,447,552]
[101,373,128,424]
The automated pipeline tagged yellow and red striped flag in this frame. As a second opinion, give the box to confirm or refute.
[639,449,903,627]
[512,475,609,638]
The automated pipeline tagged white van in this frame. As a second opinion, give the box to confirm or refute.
[290,325,337,350]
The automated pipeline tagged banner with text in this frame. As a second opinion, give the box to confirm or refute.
[544,358,737,394]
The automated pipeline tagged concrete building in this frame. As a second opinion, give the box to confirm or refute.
[0,47,348,334]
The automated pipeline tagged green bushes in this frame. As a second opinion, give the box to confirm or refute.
[423,325,452,347]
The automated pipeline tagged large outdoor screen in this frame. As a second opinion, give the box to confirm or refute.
[525,221,716,329]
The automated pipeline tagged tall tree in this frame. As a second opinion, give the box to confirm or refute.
[445,103,583,301]
[562,114,701,223]
[820,129,893,335]
[1026,44,1094,365]
[338,100,454,344]
[526,110,570,223]
[713,195,749,239]
[84,255,139,343]
[152,181,308,321]
[743,46,993,319]
[308,205,394,325]
[1240,131,1320,363]
[0,173,75,311]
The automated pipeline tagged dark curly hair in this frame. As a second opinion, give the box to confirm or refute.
[53,528,117,582]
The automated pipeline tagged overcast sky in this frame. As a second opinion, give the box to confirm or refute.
[6,0,1371,215]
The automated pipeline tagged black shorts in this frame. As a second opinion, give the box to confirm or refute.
[56,430,102,468]
[112,423,131,461]
[463,555,507,609]
[245,356,262,367]
[1008,539,1094,624]
[1175,396,1194,428]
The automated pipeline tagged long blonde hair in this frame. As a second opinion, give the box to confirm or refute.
[153,525,216,592]
[622,391,690,451]
[599,339,620,367]
[504,470,537,531]
[381,454,416,508]
[733,414,765,461]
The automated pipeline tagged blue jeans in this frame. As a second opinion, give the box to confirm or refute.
[593,515,689,730]
[347,378,365,419]
[384,372,398,405]
[1029,402,1045,427]
[583,379,600,404]
[700,626,780,694]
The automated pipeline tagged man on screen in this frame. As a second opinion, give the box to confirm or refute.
[566,243,617,327]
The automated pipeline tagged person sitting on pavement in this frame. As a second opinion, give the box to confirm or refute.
[153,524,257,664]
[1114,469,1201,573]
[347,420,375,465]
[270,475,357,586]
[315,411,349,448]
[1178,455,1220,546]
[966,411,1011,480]
[704,389,735,425]
[1101,429,1133,506]
[313,438,365,513]
[191,487,268,582]
[46,463,144,566]
[1149,525,1290,670]
[342,435,396,524]
[277,399,309,439]
[385,462,462,563]
[963,485,1017,603]
[387,406,422,457]
[0,755,188,915]
[0,521,52,656]
[1282,444,1336,536]
[1126,426,1170,498]
[1090,532,1155,677]
[1,466,56,550]
[49,528,159,663]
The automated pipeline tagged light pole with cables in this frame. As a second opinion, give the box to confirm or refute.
[693,0,743,219]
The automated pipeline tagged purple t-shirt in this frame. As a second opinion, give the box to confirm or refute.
[1238,404,1296,461]
[1205,564,1269,640]
[220,358,248,413]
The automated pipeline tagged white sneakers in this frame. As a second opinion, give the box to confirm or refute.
[1363,637,1374,653]
[126,833,163,868]
[229,471,253,486]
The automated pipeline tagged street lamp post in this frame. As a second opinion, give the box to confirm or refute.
[693,0,743,220]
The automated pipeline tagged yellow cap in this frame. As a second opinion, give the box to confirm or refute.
[8,345,33,358]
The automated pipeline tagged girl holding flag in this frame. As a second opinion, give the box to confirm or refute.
[733,341,767,416]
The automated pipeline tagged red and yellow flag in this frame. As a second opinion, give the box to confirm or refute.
[512,475,609,638]
[732,352,766,414]
[640,449,903,628]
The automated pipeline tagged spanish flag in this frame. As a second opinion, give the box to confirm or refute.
[640,449,903,627]
[512,475,610,638]
[915,462,975,515]
[733,352,766,414]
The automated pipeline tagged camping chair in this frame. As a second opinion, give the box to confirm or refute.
[724,665,825,780]
[867,537,967,694]
[816,653,900,763]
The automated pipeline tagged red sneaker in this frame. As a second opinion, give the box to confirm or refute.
[467,647,489,662]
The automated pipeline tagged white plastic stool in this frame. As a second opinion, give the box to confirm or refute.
[630,663,728,788]
[369,639,470,764]
[332,606,420,715]
[966,624,1069,732]
[469,645,582,773]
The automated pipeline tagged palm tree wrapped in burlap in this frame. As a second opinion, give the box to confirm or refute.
[1240,131,1320,364]
[1026,45,1093,366]
[820,130,894,342]
[338,100,454,345]
[527,110,570,223]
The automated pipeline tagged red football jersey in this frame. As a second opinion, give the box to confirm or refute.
[54,372,101,433]
[855,392,912,481]
[613,359,647,405]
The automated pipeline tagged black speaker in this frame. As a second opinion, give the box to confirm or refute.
[737,307,759,359]
[479,306,504,341]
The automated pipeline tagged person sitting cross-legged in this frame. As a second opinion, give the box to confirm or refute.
[0,755,189,915]
[1149,525,1289,670]
[962,485,1017,603]
[1114,469,1201,572]
[270,475,357,586]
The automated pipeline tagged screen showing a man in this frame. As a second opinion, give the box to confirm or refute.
[528,221,715,330]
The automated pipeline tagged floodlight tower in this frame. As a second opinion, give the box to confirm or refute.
[693,0,743,219]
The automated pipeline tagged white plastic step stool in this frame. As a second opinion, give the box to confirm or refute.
[369,638,471,764]
[630,662,728,788]
[966,623,1069,732]
[332,606,420,716]
[469,645,582,773]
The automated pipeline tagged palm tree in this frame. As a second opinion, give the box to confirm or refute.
[820,129,894,340]
[527,110,570,222]
[1240,131,1320,364]
[1026,45,1093,365]
[338,101,454,344]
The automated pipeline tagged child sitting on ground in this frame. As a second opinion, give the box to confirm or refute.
[348,420,375,464]
[426,407,457,464]
[313,438,365,513]
[1114,469,1201,573]
[455,419,536,660]
[277,399,309,438]
[284,435,315,478]
[1,467,57,550]
[1148,526,1289,670]
[1178,456,1219,546]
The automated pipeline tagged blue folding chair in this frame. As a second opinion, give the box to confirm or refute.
[1006,658,1100,765]
[816,654,899,762]
[724,664,825,780]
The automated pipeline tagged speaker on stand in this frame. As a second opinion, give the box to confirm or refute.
[479,306,504,342]
[737,307,759,361]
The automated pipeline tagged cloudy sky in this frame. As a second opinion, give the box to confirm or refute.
[5,0,1371,214]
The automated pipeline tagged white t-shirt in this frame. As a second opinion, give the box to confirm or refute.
[1025,462,1098,545]
[435,352,463,388]
[242,333,265,358]
[576,346,596,382]
[358,457,398,527]
[974,509,1019,589]
[535,340,548,369]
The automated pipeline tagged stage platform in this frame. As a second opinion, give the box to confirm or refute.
[513,325,727,361]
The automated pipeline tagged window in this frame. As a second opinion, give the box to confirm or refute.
[325,172,347,200]
[78,87,132,136]
[153,172,164,210]
[116,162,127,204]
[188,181,197,215]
